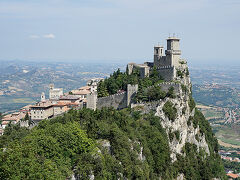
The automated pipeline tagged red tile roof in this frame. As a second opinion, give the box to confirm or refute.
[227,173,239,179]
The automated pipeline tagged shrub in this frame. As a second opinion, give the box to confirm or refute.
[182,107,186,115]
[166,86,176,98]
[185,68,189,76]
[177,70,184,78]
[163,101,177,121]
[169,131,174,142]
[174,130,180,141]
[188,96,196,112]
[187,116,193,126]
[181,84,188,93]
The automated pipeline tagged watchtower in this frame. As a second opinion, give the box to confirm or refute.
[165,37,181,67]
[154,45,164,67]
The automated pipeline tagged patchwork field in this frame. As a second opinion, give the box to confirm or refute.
[214,125,240,147]
[0,96,36,113]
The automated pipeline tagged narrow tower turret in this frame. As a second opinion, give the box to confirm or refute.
[154,45,164,67]
[165,37,181,67]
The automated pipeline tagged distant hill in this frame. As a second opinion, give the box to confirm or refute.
[0,60,124,113]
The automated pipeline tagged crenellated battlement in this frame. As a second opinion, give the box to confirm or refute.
[152,66,174,70]
[97,91,126,101]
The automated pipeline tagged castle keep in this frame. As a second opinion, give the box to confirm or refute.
[127,36,186,81]
[87,36,189,110]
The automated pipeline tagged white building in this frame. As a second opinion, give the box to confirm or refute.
[49,84,63,100]
[30,102,54,123]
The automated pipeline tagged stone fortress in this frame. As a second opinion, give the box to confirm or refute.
[87,36,189,110]
[0,36,189,130]
[127,36,187,81]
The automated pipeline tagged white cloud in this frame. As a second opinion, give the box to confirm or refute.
[28,34,56,39]
[29,35,40,39]
[43,34,55,39]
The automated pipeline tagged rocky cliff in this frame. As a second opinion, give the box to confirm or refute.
[0,64,226,180]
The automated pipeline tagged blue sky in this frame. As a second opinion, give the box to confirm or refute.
[0,0,239,63]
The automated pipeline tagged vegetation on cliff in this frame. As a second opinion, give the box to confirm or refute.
[97,67,164,98]
[0,106,226,179]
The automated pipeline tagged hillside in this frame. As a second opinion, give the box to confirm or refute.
[0,66,227,179]
[0,107,226,179]
[0,60,122,113]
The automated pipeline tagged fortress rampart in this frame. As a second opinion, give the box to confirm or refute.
[97,92,127,110]
[87,82,182,110]
[87,84,138,110]
[150,82,181,95]
[156,66,176,81]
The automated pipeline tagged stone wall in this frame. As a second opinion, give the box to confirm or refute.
[127,84,138,106]
[156,66,176,81]
[97,92,127,110]
[86,82,180,111]
[86,84,139,110]
[147,82,181,95]
[131,82,182,112]
[131,100,164,114]
[86,92,97,110]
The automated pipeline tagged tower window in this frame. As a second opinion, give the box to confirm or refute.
[156,49,159,54]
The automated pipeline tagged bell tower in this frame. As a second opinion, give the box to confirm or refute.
[41,92,46,102]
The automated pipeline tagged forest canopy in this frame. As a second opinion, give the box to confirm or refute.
[0,107,226,180]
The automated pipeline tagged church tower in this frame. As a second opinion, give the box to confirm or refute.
[41,92,46,102]
[165,37,181,67]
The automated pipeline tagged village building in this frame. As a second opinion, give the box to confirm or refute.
[227,173,239,179]
[59,95,80,104]
[87,78,104,92]
[20,105,32,113]
[30,102,54,123]
[1,111,26,129]
[49,84,63,100]
[70,86,91,98]
[53,102,69,116]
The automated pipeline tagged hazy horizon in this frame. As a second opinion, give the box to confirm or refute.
[0,0,240,64]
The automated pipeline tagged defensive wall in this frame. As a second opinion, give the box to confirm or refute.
[130,82,183,113]
[97,92,127,110]
[146,82,182,95]
[86,84,138,110]
[131,100,163,114]
[154,66,176,81]
[86,81,183,111]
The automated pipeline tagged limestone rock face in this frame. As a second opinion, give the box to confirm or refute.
[153,73,210,162]
[155,94,209,161]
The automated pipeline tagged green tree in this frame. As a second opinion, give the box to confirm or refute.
[97,80,109,97]
[150,66,159,84]
[23,113,30,122]
[0,112,3,126]
[163,101,177,121]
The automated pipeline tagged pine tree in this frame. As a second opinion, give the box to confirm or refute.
[97,81,109,97]
[0,112,3,126]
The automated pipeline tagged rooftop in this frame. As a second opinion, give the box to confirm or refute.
[227,173,239,179]
[2,112,26,122]
[71,89,91,95]
[31,102,53,108]
[79,86,91,90]
[167,36,180,41]
[59,95,80,100]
